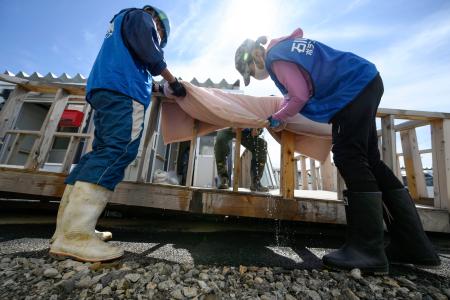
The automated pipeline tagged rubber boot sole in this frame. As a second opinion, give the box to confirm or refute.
[389,261,441,269]
[323,263,389,275]
[49,250,123,263]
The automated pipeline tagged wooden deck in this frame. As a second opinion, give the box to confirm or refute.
[0,73,449,234]
[1,167,448,233]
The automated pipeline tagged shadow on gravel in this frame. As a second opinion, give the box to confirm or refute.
[1,216,449,280]
[0,223,336,270]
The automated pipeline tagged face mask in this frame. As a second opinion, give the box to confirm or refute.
[253,62,269,80]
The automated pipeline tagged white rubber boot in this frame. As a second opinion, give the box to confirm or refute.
[50,185,112,243]
[49,181,123,262]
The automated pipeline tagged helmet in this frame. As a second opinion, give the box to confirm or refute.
[143,5,171,48]
[235,39,256,86]
[235,36,268,86]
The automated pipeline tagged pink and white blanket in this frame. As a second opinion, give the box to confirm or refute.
[160,82,332,162]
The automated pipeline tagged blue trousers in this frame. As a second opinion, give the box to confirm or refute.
[65,90,146,191]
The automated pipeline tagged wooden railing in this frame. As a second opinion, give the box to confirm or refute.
[184,107,450,213]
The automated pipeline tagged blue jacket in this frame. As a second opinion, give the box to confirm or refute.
[87,8,167,108]
[266,38,378,123]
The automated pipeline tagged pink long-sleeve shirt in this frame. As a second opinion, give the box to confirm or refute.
[268,28,313,121]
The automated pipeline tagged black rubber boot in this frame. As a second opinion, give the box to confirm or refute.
[249,160,269,192]
[217,176,229,189]
[382,188,440,267]
[322,191,388,275]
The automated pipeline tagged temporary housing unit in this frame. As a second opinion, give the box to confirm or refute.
[0,71,449,233]
[0,71,276,189]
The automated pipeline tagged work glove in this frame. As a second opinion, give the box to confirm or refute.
[169,78,187,97]
[267,116,286,132]
[152,82,164,95]
[242,128,262,137]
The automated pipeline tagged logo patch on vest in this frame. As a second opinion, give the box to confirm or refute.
[291,38,315,56]
[105,22,114,39]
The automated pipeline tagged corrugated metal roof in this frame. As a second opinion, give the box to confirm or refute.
[3,70,241,90]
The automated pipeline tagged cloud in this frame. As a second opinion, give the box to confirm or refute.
[168,0,308,85]
[370,8,450,112]
[308,24,393,43]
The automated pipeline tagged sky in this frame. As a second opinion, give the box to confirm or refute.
[1,0,450,168]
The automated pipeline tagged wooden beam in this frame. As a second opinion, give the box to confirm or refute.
[4,133,20,164]
[5,130,41,137]
[0,74,86,96]
[111,182,192,211]
[381,115,397,171]
[431,119,450,211]
[61,136,81,174]
[239,149,252,188]
[185,121,198,187]
[397,149,432,156]
[0,167,447,232]
[377,108,450,121]
[309,159,318,190]
[25,89,70,170]
[0,86,28,140]
[337,170,346,200]
[320,154,335,191]
[400,129,427,200]
[377,120,430,136]
[233,129,242,192]
[280,131,296,199]
[137,96,161,182]
[300,155,308,190]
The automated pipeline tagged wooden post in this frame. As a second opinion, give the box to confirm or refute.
[294,158,299,190]
[381,115,398,173]
[320,154,334,191]
[0,86,27,140]
[309,159,318,190]
[431,119,450,210]
[4,133,20,164]
[300,155,308,190]
[233,128,242,192]
[61,136,81,174]
[185,120,198,187]
[337,170,346,200]
[137,96,161,182]
[280,130,295,199]
[239,149,252,188]
[83,112,95,154]
[400,129,427,200]
[396,155,403,181]
[25,88,69,170]
[377,135,383,159]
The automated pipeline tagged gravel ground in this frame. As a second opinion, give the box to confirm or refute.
[1,211,450,299]
[1,254,450,300]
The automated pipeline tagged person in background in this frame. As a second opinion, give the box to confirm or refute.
[214,127,269,192]
[50,5,186,262]
[234,29,440,274]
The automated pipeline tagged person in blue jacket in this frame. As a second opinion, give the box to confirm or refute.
[234,29,440,274]
[50,5,186,262]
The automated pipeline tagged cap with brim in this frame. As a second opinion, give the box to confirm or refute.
[235,39,256,86]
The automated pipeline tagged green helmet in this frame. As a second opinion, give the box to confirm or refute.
[143,5,171,48]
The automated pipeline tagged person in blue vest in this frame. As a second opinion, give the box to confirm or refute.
[50,5,186,262]
[234,28,440,274]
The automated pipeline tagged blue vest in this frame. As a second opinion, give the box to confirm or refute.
[266,38,378,123]
[87,9,152,108]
